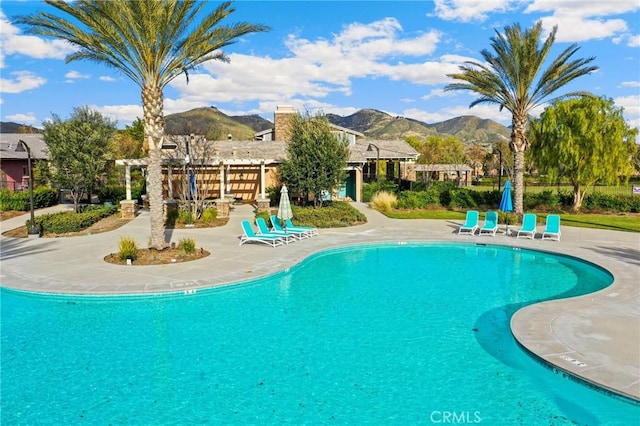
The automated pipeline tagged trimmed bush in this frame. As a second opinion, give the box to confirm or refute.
[0,188,58,211]
[118,236,138,261]
[28,205,118,234]
[290,201,366,228]
[178,237,196,255]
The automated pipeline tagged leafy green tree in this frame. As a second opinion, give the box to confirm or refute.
[529,96,637,210]
[445,21,598,214]
[16,1,269,249]
[112,118,145,160]
[280,112,350,207]
[411,135,465,185]
[42,106,117,212]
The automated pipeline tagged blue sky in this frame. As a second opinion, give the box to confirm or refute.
[1,0,639,130]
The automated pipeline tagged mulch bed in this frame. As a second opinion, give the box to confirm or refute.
[104,247,210,265]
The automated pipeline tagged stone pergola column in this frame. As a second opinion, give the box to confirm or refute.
[124,165,132,200]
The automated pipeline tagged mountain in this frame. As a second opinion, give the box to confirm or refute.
[164,106,257,140]
[327,109,438,140]
[4,107,510,145]
[429,115,510,146]
[230,114,273,133]
[0,122,42,133]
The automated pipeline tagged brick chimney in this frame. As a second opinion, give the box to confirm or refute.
[274,105,295,142]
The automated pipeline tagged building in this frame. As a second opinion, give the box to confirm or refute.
[117,106,419,216]
[0,134,47,191]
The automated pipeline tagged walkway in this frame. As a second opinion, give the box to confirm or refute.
[1,203,638,401]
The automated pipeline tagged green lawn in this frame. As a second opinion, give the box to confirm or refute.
[384,209,640,233]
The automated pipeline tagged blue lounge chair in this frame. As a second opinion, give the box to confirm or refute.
[458,210,479,235]
[256,218,296,244]
[269,215,309,240]
[516,213,537,239]
[239,220,284,247]
[478,211,499,237]
[285,218,318,237]
[542,214,561,241]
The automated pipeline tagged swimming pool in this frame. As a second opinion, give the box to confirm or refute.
[1,243,638,424]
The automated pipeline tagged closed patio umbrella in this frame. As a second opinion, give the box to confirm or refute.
[277,184,293,230]
[499,180,513,235]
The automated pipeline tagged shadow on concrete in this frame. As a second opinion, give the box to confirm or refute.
[0,237,58,261]
[586,245,640,266]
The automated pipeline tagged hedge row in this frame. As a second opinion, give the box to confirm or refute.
[395,186,639,212]
[0,188,59,211]
[27,205,118,234]
[257,201,366,228]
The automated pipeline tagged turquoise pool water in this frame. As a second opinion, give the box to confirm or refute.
[1,243,638,425]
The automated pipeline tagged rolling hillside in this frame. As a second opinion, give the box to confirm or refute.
[3,108,511,147]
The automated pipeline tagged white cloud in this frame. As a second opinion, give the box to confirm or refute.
[628,34,640,47]
[538,15,628,43]
[99,76,117,82]
[620,81,640,88]
[92,104,143,125]
[0,71,46,93]
[421,88,453,101]
[431,0,516,22]
[5,112,38,124]
[525,0,639,17]
[0,9,76,68]
[613,95,640,125]
[64,70,91,83]
[403,102,513,126]
[166,18,448,107]
[524,0,640,43]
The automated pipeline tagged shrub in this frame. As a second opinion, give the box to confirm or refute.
[497,211,518,225]
[0,188,58,211]
[370,191,397,212]
[97,185,126,204]
[396,189,441,209]
[178,237,196,255]
[118,236,138,261]
[448,189,477,209]
[200,208,217,224]
[166,208,179,226]
[291,201,366,228]
[362,180,398,202]
[28,205,118,234]
[32,188,59,208]
[0,190,28,211]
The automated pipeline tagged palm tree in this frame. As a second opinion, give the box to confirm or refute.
[445,21,597,215]
[15,0,269,249]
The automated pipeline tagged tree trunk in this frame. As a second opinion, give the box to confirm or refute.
[573,183,584,210]
[510,113,529,215]
[142,84,168,250]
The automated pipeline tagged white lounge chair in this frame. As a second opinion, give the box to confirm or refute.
[239,220,284,248]
[541,214,561,241]
[285,218,318,237]
[256,218,296,244]
[478,211,499,237]
[269,215,309,240]
[458,210,479,235]
[516,213,537,239]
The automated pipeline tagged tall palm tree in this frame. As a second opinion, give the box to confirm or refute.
[15,0,269,249]
[445,21,597,215]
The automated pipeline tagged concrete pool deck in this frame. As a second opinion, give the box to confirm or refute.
[1,202,639,402]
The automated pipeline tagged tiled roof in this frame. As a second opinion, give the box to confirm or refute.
[157,135,418,165]
[0,134,48,160]
[414,164,473,172]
